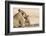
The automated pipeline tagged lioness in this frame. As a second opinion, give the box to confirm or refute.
[13,9,27,28]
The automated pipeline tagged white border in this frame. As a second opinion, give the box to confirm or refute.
[10,4,42,32]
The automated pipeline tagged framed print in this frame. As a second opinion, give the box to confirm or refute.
[5,1,45,35]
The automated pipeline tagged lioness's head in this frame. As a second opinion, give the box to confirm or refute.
[18,9,27,17]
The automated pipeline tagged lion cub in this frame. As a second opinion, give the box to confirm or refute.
[24,15,30,27]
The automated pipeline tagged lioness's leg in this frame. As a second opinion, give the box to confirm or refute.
[20,16,25,27]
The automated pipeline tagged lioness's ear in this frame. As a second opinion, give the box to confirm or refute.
[18,9,21,12]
